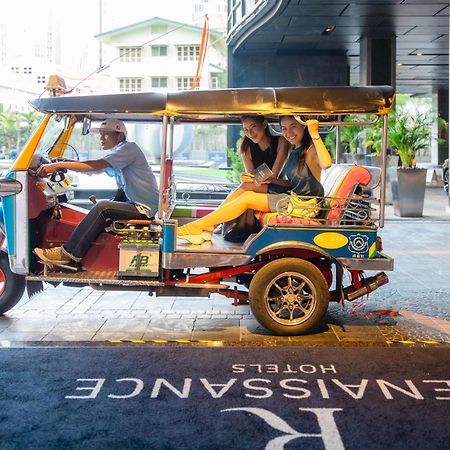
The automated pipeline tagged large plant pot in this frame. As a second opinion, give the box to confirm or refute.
[389,167,427,217]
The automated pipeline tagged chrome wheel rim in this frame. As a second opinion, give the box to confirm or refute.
[263,271,317,326]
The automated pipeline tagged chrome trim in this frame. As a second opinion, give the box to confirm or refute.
[175,282,229,289]
[337,254,394,271]
[26,273,163,286]
[0,178,22,196]
[162,252,250,269]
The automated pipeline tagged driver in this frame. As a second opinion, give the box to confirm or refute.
[34,118,158,270]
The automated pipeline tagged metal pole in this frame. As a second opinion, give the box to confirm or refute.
[168,116,174,159]
[379,114,388,227]
[158,116,169,218]
[99,0,103,68]
[335,115,341,164]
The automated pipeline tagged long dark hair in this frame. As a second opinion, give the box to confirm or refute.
[280,116,312,174]
[239,115,272,156]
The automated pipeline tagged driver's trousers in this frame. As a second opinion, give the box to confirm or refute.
[63,200,149,260]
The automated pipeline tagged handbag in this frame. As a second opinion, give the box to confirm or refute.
[222,209,261,243]
[287,193,320,218]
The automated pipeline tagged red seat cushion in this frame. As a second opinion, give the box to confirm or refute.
[325,165,371,225]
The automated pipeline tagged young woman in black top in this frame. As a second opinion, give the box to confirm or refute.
[239,115,290,182]
[215,116,290,211]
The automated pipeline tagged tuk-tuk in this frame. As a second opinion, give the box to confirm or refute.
[0,85,395,335]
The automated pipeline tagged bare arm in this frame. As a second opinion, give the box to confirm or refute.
[306,120,332,179]
[239,147,256,183]
[241,147,254,173]
[36,159,110,178]
[271,136,291,178]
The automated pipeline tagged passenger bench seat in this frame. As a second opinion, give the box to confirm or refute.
[260,164,378,226]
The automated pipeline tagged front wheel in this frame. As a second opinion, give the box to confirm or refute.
[0,250,25,315]
[249,258,329,335]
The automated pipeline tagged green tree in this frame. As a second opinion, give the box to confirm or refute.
[225,133,244,183]
[324,114,365,156]
[0,110,41,156]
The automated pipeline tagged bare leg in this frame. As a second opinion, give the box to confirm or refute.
[178,191,270,236]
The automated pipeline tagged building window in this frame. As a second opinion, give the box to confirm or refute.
[151,77,168,88]
[177,45,200,61]
[211,76,219,89]
[37,75,46,84]
[119,78,143,92]
[23,66,32,74]
[151,45,167,57]
[177,77,195,91]
[119,47,142,63]
[10,66,19,73]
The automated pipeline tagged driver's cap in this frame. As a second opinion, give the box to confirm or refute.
[92,119,127,137]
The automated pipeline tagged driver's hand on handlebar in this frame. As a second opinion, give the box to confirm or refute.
[36,163,58,178]
[35,164,52,178]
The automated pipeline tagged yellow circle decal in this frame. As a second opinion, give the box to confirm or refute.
[313,232,348,249]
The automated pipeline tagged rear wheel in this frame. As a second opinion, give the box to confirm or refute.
[0,250,25,315]
[249,258,329,335]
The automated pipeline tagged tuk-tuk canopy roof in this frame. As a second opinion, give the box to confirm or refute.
[31,85,395,122]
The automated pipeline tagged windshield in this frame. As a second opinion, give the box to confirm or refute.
[35,115,66,156]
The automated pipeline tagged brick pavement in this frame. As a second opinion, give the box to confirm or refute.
[1,186,449,344]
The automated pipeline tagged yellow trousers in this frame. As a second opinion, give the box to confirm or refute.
[179,188,269,234]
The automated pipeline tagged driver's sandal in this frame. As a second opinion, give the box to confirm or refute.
[34,246,80,272]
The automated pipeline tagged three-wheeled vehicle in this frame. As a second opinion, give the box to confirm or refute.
[0,85,395,335]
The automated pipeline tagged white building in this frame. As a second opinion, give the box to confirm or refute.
[191,0,228,32]
[94,16,227,92]
[0,68,40,112]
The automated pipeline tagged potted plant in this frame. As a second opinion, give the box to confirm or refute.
[324,115,367,163]
[360,116,398,204]
[388,108,433,217]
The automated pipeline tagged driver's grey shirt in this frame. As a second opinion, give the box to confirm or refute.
[102,140,158,213]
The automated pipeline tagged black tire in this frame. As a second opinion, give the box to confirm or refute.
[249,258,329,335]
[0,250,25,315]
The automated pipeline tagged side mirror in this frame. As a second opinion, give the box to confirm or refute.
[82,117,91,135]
[0,178,22,197]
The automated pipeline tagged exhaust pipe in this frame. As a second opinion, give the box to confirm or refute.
[344,272,389,301]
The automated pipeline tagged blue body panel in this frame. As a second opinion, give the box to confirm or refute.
[162,221,176,252]
[246,227,377,259]
[0,172,16,255]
